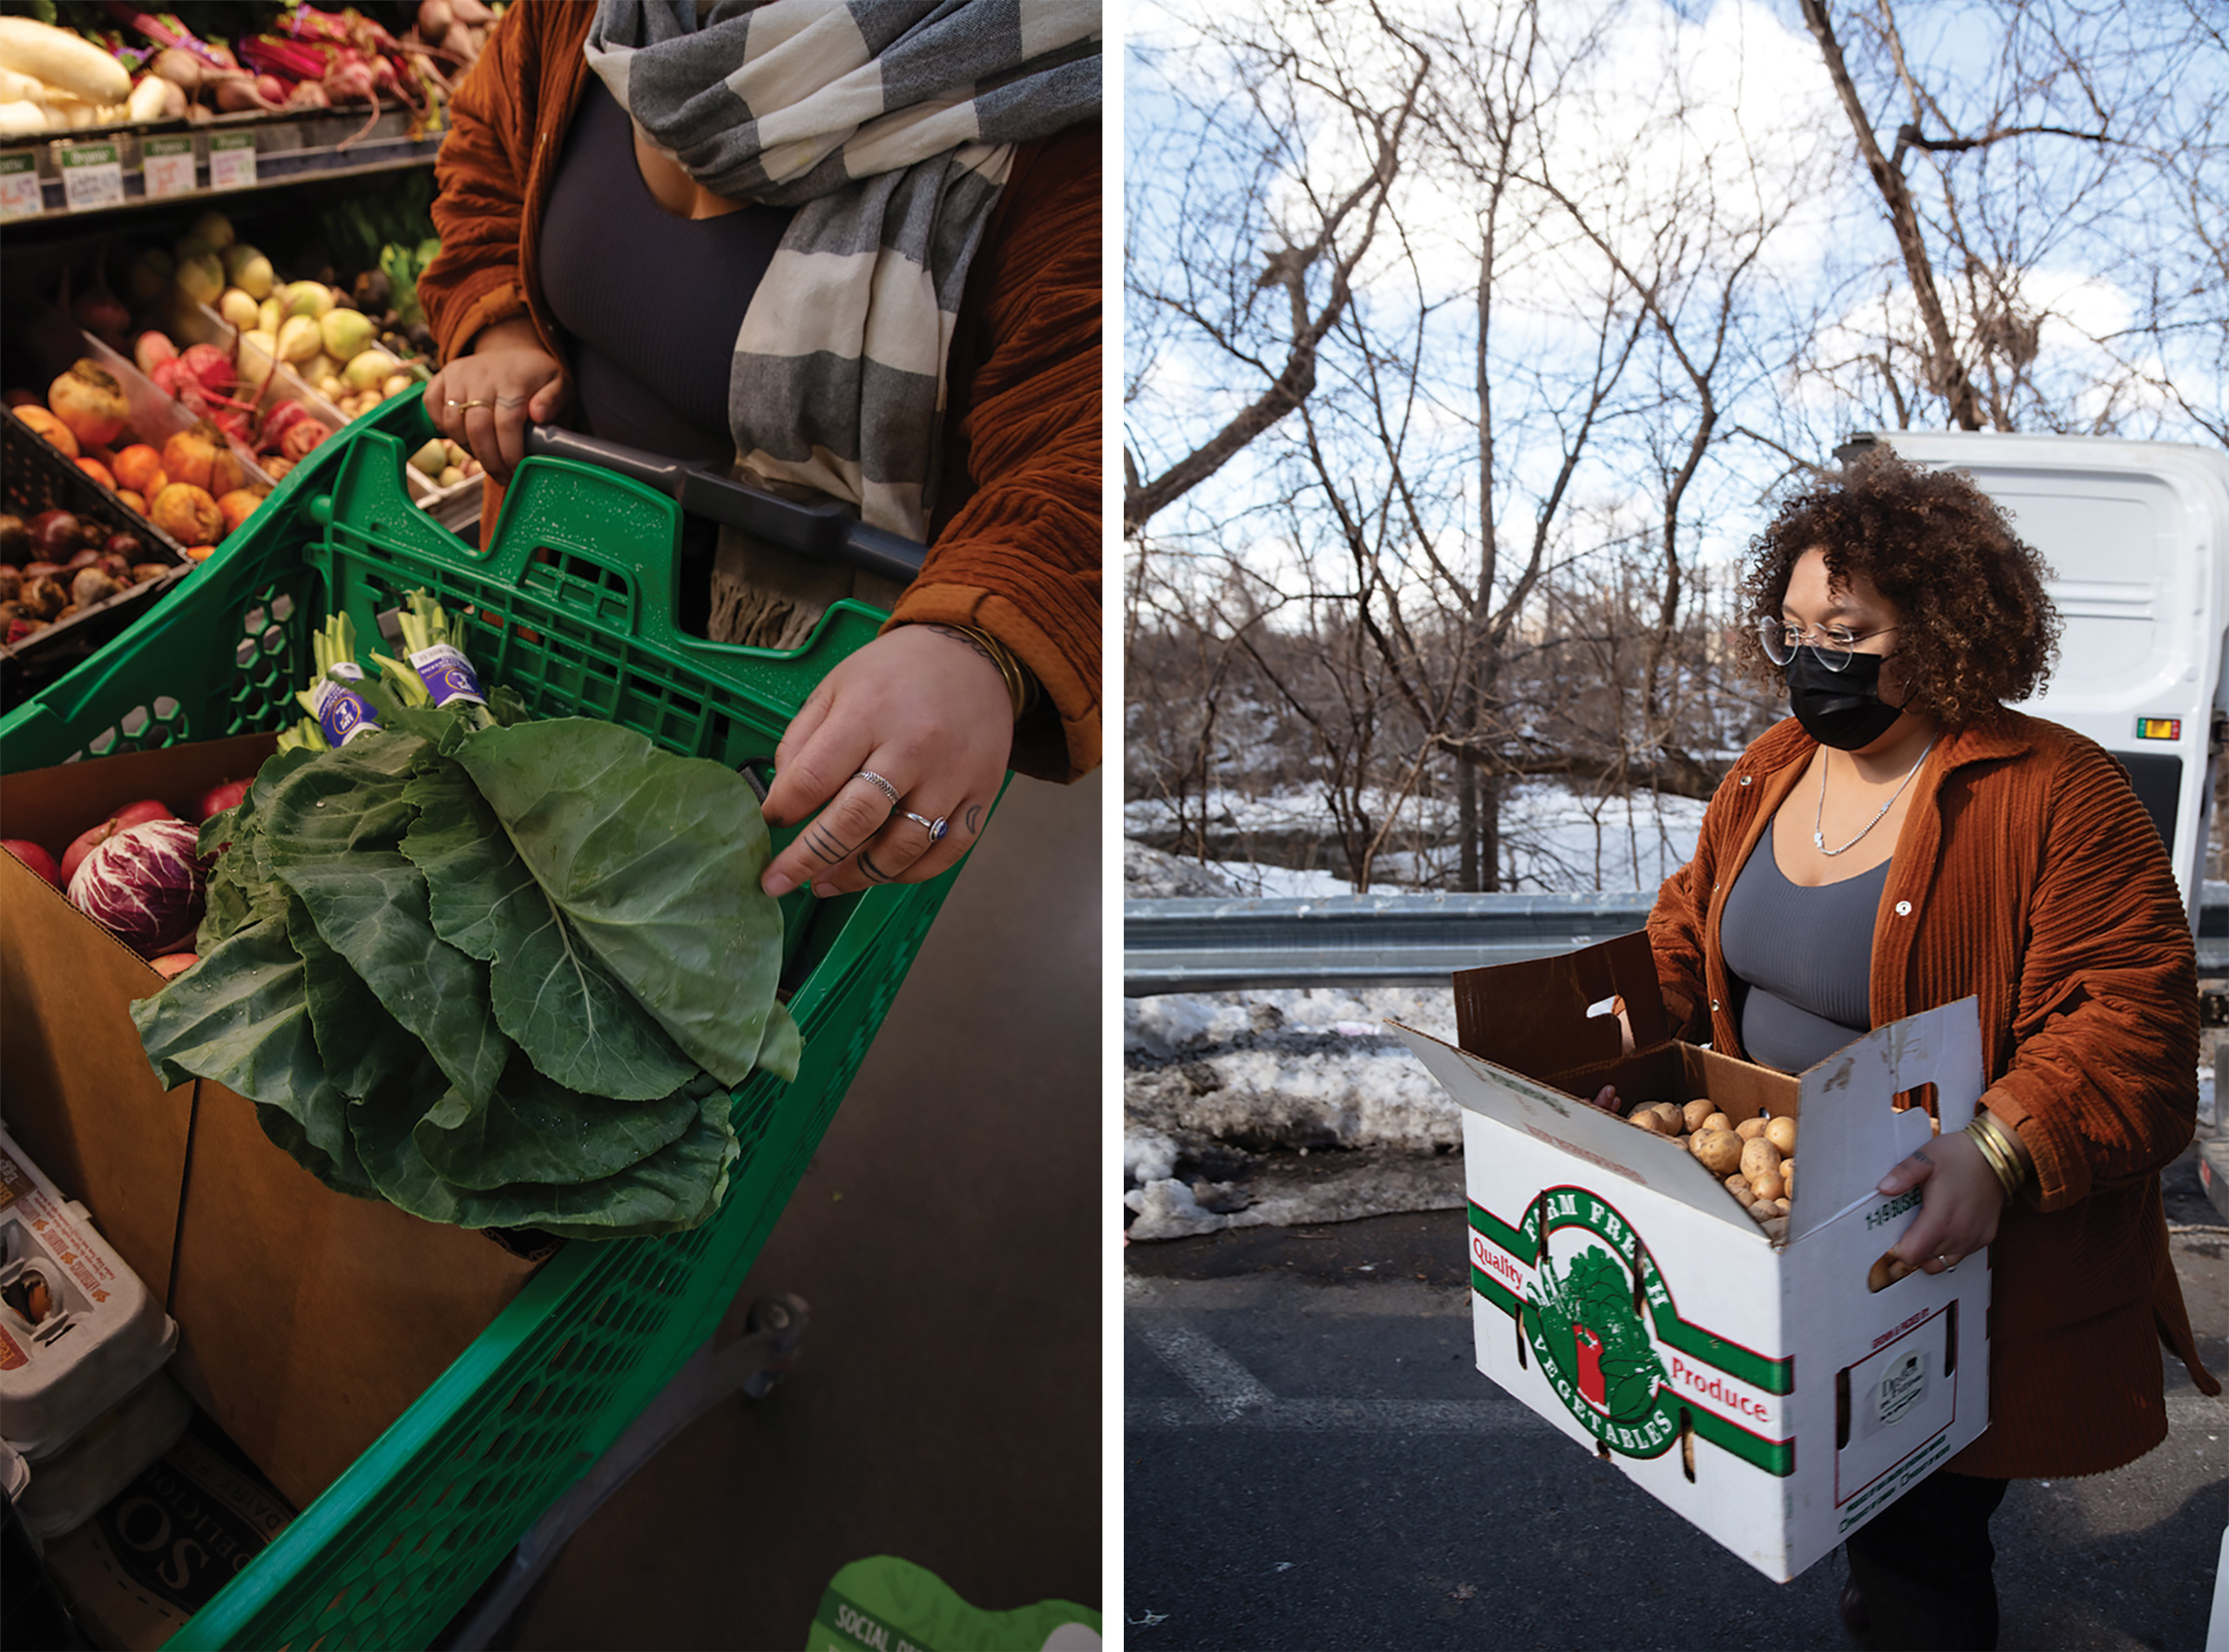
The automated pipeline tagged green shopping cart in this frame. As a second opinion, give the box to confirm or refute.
[0,388,972,1649]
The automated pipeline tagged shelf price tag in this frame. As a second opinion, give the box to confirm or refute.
[0,152,39,221]
[143,135,196,200]
[208,131,256,191]
[59,141,124,212]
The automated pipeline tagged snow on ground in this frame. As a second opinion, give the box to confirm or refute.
[1122,784,1705,1238]
[1126,778,1707,894]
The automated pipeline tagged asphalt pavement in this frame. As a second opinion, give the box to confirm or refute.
[1123,1151,2229,1652]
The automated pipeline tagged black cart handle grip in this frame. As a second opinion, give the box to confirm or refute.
[523,426,927,584]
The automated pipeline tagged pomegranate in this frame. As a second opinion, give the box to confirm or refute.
[75,456,117,491]
[47,360,130,448]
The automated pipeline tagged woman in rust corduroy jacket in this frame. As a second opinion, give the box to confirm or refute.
[415,1,1099,897]
[1647,451,2215,1649]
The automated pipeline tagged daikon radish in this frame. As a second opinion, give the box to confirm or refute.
[0,18,130,105]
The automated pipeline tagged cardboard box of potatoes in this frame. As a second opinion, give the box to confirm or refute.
[1392,932,1991,1582]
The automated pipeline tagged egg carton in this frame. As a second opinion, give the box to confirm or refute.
[12,1371,191,1541]
[0,1127,176,1463]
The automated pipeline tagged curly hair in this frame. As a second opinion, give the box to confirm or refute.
[1737,447,2060,726]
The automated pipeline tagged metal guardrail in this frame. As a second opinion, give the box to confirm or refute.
[1124,884,2229,995]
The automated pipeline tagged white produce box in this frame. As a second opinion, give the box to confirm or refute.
[1392,933,1992,1583]
[0,1126,177,1463]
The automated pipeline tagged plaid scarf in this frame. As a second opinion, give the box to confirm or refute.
[585,0,1101,541]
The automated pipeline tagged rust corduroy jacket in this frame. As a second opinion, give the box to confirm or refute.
[1649,710,2218,1478]
[415,0,1101,782]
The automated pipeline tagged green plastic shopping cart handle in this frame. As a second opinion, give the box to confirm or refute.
[521,426,929,584]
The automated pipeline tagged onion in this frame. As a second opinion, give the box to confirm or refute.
[67,819,205,957]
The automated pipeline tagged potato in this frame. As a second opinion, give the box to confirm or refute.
[1632,1108,1674,1136]
[1765,1115,1797,1155]
[1682,1098,1716,1133]
[1701,1112,1731,1134]
[1749,1171,1785,1203]
[1780,1161,1794,1198]
[1739,1137,1783,1181]
[1723,1173,1755,1209]
[1775,1197,1791,1214]
[1735,1116,1766,1140]
[1692,1128,1743,1177]
[1760,1215,1789,1242]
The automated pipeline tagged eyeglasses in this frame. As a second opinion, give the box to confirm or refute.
[1754,617,1897,670]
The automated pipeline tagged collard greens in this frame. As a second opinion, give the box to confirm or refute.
[133,703,800,1241]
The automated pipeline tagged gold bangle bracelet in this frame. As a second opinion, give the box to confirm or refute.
[1970,1119,2017,1192]
[943,622,1038,721]
[1963,1113,2025,1201]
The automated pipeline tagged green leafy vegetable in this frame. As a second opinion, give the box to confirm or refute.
[449,718,785,1086]
[134,599,801,1242]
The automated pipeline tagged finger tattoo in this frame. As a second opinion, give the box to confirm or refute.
[496,393,528,409]
[802,825,857,866]
[857,849,895,884]
[964,804,984,836]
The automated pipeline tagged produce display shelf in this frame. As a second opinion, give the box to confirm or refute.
[0,108,442,227]
[0,386,970,1649]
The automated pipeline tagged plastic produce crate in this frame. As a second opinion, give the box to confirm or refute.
[0,389,971,1649]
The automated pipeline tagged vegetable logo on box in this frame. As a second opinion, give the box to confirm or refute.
[1471,1186,1797,1473]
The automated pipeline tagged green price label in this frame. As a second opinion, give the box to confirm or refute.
[144,134,196,200]
[59,142,123,212]
[0,151,37,221]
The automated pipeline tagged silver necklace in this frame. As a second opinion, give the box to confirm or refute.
[1813,735,1936,856]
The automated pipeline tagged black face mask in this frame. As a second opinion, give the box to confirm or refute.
[1785,646,1903,750]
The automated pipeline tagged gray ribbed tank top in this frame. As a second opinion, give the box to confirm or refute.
[1718,838,1889,1074]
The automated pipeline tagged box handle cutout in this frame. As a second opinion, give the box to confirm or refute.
[1943,1302,1958,1377]
[1836,1368,1852,1449]
[1679,1408,1696,1482]
[1866,1250,1923,1294]
[1889,1082,1940,1122]
[1585,995,1618,1020]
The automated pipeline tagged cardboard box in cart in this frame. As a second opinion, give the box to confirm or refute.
[1392,934,1992,1583]
[0,735,544,1519]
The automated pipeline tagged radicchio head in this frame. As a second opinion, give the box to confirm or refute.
[67,818,207,957]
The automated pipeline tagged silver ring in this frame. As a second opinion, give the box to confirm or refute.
[899,810,948,842]
[852,770,900,807]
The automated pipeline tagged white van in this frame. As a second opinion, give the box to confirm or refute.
[1845,431,2229,927]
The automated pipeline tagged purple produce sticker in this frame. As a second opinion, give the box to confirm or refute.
[312,672,380,747]
[409,643,486,708]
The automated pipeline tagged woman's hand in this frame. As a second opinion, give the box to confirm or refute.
[423,318,568,484]
[759,624,1015,898]
[1879,1128,2005,1275]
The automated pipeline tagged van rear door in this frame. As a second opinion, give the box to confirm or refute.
[1853,432,2229,926]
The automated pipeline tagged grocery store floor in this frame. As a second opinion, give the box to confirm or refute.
[493,769,1104,1651]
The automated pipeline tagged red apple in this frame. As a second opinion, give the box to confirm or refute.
[60,798,178,885]
[2,839,60,887]
[190,777,251,823]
